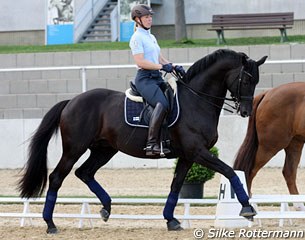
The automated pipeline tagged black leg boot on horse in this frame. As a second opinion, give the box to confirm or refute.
[145,102,171,156]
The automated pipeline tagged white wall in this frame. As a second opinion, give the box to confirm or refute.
[1,117,304,169]
[0,0,105,32]
[153,0,305,25]
[0,119,175,169]
[0,1,44,31]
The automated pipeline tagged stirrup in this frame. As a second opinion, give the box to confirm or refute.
[145,142,170,157]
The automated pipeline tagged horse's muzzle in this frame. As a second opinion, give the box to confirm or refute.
[239,104,252,117]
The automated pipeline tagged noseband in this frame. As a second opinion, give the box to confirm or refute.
[231,66,254,102]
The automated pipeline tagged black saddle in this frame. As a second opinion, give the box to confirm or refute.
[124,82,180,128]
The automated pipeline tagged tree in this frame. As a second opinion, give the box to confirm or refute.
[174,0,187,42]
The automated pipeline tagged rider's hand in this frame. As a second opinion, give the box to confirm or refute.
[161,63,174,73]
[174,65,186,77]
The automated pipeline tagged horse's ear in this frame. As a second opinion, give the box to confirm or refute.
[256,56,268,66]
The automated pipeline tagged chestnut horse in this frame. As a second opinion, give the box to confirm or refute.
[18,49,267,233]
[234,82,305,210]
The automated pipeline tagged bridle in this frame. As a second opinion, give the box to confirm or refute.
[228,66,254,102]
[172,65,254,113]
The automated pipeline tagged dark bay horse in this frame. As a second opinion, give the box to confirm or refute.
[18,49,267,233]
[233,82,305,210]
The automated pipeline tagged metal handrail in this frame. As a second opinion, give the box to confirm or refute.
[0,60,304,93]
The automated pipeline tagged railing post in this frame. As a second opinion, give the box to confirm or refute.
[181,203,191,228]
[81,67,87,92]
[20,200,32,227]
[79,202,93,228]
[91,0,94,18]
[279,202,293,227]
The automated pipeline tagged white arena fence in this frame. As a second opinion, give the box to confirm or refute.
[0,195,305,229]
[1,59,305,93]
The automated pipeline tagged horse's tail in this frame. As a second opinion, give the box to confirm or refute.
[233,92,266,182]
[18,100,70,199]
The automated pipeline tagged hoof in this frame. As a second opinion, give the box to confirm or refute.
[45,219,58,234]
[245,215,254,221]
[167,218,183,231]
[239,205,256,221]
[46,227,58,234]
[100,208,110,222]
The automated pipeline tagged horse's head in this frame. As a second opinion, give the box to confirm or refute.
[226,53,267,117]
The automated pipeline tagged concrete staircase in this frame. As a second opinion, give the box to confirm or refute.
[80,0,117,43]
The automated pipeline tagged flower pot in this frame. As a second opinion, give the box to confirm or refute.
[179,182,204,199]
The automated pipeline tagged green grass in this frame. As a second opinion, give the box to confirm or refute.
[1,35,305,54]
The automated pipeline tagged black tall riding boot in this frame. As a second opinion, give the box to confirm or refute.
[145,103,171,156]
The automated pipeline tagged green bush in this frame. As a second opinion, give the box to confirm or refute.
[175,146,218,183]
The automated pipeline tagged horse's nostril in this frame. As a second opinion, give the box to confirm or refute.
[242,111,249,117]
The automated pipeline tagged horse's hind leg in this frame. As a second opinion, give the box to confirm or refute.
[43,150,84,234]
[283,139,305,210]
[247,145,277,196]
[75,145,118,222]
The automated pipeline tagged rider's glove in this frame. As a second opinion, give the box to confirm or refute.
[174,65,186,77]
[161,63,174,73]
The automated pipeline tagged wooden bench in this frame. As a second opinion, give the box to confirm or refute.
[208,12,294,44]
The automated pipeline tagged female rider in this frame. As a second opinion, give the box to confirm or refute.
[129,4,185,156]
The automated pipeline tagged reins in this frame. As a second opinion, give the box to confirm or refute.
[171,65,254,114]
[171,72,237,113]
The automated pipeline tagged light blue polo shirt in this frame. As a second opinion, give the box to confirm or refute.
[129,28,161,65]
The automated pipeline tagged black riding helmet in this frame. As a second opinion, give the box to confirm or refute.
[131,4,154,30]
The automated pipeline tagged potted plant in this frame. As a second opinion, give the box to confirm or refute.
[177,146,218,199]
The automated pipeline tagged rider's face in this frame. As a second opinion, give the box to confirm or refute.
[139,15,153,29]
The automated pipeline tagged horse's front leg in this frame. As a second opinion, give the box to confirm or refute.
[163,158,192,231]
[193,148,256,220]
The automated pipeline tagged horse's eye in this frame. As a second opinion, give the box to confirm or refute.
[242,78,250,86]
